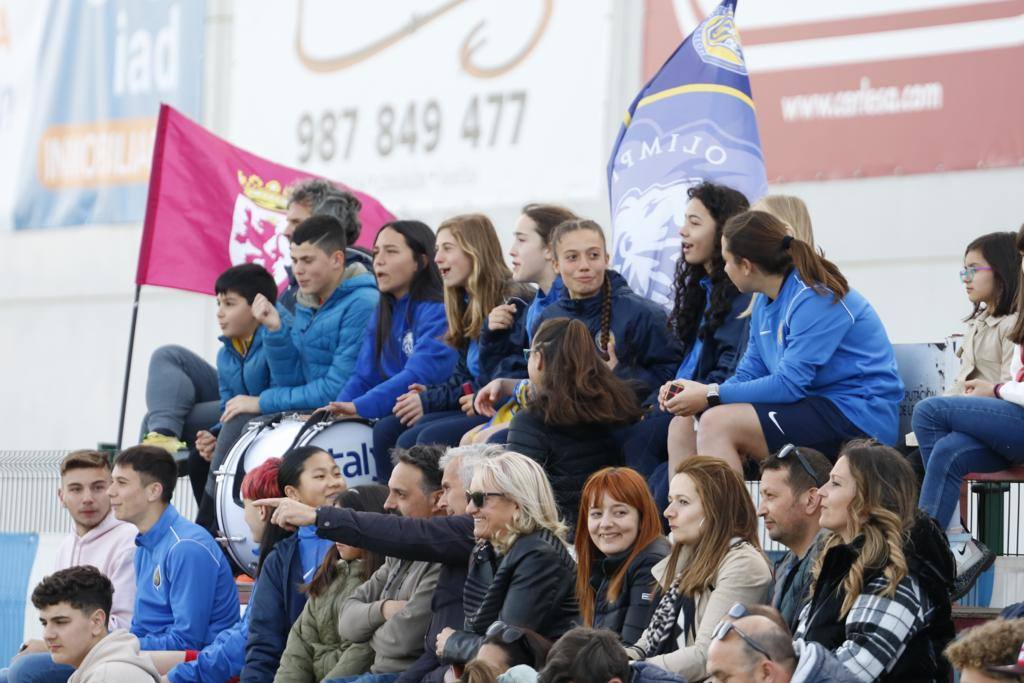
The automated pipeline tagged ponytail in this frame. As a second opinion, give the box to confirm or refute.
[724,210,849,301]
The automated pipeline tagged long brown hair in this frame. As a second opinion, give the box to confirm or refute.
[810,441,916,617]
[527,318,641,427]
[663,457,761,597]
[437,214,513,349]
[549,219,615,356]
[1009,224,1024,344]
[522,203,578,245]
[574,468,663,627]
[724,210,849,302]
[303,485,388,597]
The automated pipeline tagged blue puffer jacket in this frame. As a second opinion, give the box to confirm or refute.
[260,263,378,413]
[216,327,272,410]
[168,598,251,683]
[538,270,684,398]
[241,535,308,683]
[337,296,458,419]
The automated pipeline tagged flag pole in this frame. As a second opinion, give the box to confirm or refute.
[115,284,142,452]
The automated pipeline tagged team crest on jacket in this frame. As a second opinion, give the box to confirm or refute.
[693,5,747,75]
[152,565,161,588]
[402,331,415,356]
[229,172,291,291]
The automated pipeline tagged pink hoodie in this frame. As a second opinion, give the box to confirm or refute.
[56,511,138,630]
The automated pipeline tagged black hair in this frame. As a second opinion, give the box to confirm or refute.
[539,627,630,683]
[479,625,553,670]
[32,566,113,626]
[963,231,1020,320]
[292,215,348,256]
[671,181,750,352]
[257,446,332,575]
[373,221,445,367]
[114,446,176,503]
[313,192,363,245]
[760,446,832,496]
[304,485,389,596]
[389,444,445,495]
[215,263,278,306]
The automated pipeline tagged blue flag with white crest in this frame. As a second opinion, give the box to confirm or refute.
[608,0,767,309]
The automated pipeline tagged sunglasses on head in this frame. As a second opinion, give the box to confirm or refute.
[466,490,505,508]
[776,444,825,488]
[485,620,525,644]
[711,603,774,662]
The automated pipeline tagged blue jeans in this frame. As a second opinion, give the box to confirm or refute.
[0,653,73,683]
[373,412,488,478]
[325,674,400,683]
[622,411,672,477]
[914,395,1024,527]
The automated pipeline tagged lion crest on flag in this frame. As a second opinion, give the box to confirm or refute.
[229,172,292,289]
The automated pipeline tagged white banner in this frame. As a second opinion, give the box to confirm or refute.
[229,0,615,214]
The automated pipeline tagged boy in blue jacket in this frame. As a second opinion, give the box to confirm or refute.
[244,215,378,414]
[108,446,239,652]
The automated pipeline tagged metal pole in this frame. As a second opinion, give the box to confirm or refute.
[115,284,142,452]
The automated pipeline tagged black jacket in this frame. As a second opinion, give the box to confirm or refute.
[591,537,670,645]
[506,409,623,529]
[444,528,579,664]
[686,289,752,386]
[800,515,955,683]
[314,508,476,683]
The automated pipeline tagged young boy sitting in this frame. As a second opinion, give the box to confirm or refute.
[248,214,378,414]
[139,263,278,474]
[31,566,160,683]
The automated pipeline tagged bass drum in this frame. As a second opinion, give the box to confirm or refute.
[215,414,379,577]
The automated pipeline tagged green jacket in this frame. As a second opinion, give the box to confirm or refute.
[273,558,374,683]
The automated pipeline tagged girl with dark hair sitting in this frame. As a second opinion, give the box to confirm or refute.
[275,485,389,683]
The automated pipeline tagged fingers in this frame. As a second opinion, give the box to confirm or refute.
[408,383,426,393]
[252,498,283,508]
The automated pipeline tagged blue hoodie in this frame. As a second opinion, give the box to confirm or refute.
[216,326,272,410]
[167,599,252,683]
[537,270,684,397]
[260,263,379,412]
[337,296,458,418]
[525,276,564,341]
[130,505,239,651]
[721,270,903,444]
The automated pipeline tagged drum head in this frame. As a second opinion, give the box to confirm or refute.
[302,418,379,487]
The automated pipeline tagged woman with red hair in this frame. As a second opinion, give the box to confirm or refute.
[574,467,670,645]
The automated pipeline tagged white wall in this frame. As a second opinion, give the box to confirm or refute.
[1,2,1022,451]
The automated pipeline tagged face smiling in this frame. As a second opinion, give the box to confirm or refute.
[285,451,344,509]
[434,228,472,288]
[466,472,518,541]
[587,492,641,556]
[554,229,608,299]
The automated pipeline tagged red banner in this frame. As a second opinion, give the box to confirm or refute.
[136,105,394,295]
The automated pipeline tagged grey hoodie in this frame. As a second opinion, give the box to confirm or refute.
[67,630,160,683]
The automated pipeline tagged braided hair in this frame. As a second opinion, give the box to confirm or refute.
[549,219,614,357]
[671,182,749,351]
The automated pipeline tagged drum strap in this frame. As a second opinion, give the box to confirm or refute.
[289,409,332,451]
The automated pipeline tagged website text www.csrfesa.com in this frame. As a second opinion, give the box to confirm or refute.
[780,77,944,121]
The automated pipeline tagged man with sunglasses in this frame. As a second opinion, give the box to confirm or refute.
[707,603,860,683]
[757,445,832,632]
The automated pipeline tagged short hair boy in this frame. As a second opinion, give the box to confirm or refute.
[31,566,160,682]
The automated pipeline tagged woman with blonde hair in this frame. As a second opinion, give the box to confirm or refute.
[373,214,532,455]
[625,456,772,681]
[795,441,954,683]
[435,452,579,665]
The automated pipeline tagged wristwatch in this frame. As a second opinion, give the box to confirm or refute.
[706,383,721,408]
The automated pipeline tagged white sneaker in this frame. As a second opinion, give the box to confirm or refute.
[951,537,996,601]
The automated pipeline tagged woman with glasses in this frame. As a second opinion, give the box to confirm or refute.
[912,229,1023,599]
[496,318,643,528]
[795,441,954,683]
[434,453,579,666]
[624,457,772,682]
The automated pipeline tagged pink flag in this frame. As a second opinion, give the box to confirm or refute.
[136,104,394,295]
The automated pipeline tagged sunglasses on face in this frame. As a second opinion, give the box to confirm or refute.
[485,620,525,644]
[711,603,774,662]
[960,265,993,283]
[466,490,505,508]
[776,444,825,488]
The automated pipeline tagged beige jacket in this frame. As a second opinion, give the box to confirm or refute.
[644,541,772,682]
[948,310,1017,395]
[67,630,160,683]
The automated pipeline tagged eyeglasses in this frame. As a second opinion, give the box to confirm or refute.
[467,490,505,508]
[777,444,825,488]
[960,265,993,283]
[486,620,525,643]
[711,603,774,662]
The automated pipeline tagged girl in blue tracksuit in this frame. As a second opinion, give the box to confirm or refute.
[163,459,282,683]
[241,446,345,683]
[372,214,533,455]
[664,209,903,473]
[329,221,458,479]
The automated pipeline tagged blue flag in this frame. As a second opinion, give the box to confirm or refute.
[608,0,767,309]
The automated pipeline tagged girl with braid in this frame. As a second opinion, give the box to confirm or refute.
[796,441,954,683]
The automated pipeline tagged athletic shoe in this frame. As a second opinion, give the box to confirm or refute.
[951,537,996,601]
[141,431,188,455]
